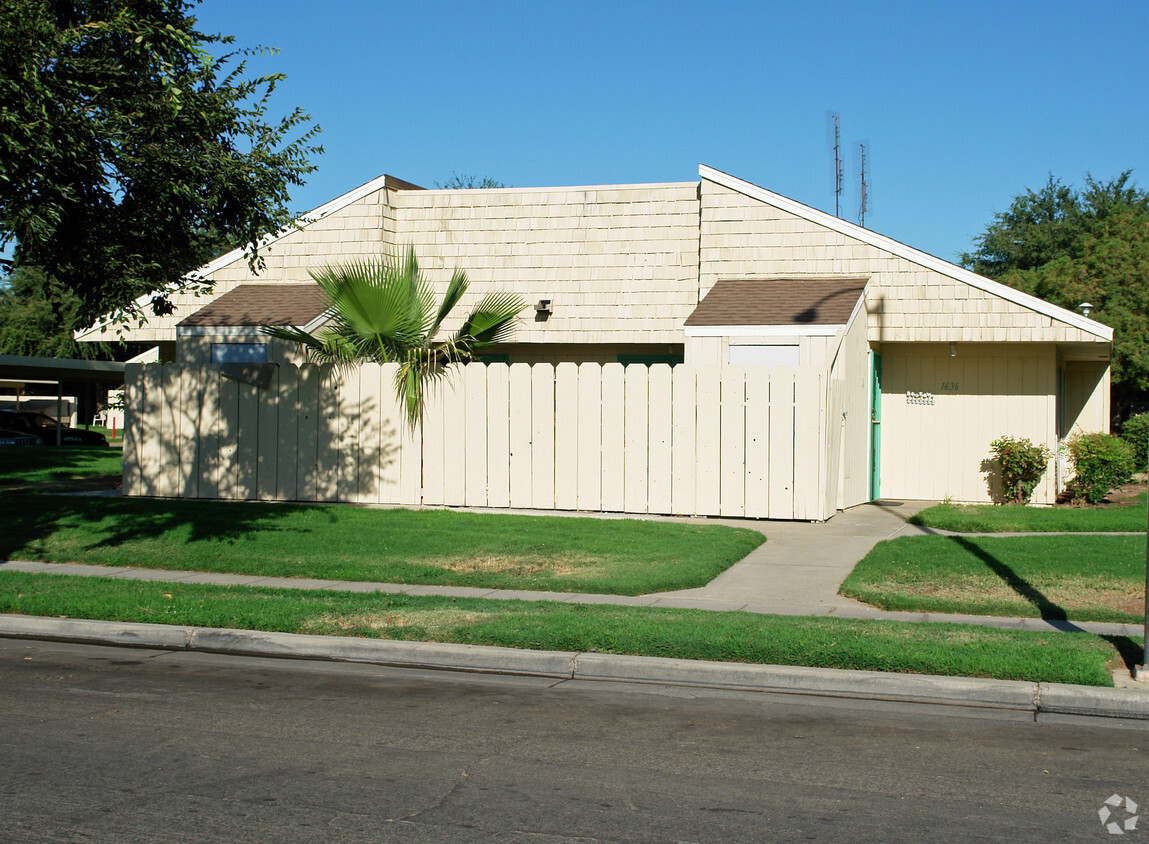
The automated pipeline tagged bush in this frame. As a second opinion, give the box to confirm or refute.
[1065,432,1136,504]
[1120,413,1149,468]
[988,436,1053,505]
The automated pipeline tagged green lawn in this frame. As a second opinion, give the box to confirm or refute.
[910,496,1147,532]
[0,571,1126,686]
[840,534,1146,624]
[0,493,763,596]
[0,445,121,486]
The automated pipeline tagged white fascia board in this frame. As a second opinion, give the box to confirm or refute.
[698,164,1113,342]
[78,175,393,340]
[419,180,696,196]
[684,324,843,338]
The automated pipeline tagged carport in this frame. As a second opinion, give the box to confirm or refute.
[0,355,125,445]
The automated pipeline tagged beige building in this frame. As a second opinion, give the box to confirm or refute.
[87,165,1112,510]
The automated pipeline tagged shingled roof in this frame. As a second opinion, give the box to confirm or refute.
[685,278,867,327]
[177,284,327,328]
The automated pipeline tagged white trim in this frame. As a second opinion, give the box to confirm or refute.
[417,181,695,196]
[684,324,843,338]
[698,164,1113,342]
[77,174,395,340]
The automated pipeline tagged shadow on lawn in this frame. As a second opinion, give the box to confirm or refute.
[0,491,334,561]
[954,537,1145,670]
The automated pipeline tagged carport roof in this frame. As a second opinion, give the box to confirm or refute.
[0,354,125,385]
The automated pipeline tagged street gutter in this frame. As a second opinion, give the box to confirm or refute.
[3,614,1147,722]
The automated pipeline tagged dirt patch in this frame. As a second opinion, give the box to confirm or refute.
[888,579,1141,617]
[428,554,607,579]
[1055,477,1147,508]
[303,607,496,637]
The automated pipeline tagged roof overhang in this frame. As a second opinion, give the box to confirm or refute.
[0,354,126,384]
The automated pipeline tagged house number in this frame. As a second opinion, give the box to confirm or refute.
[940,382,959,392]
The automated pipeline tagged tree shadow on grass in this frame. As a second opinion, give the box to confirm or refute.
[953,537,1145,671]
[0,491,336,562]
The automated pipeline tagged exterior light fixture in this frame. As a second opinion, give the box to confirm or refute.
[535,299,552,322]
[1079,302,1093,317]
[949,342,957,357]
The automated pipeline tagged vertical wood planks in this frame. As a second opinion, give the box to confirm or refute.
[196,368,220,500]
[442,367,467,506]
[217,373,240,499]
[670,366,696,515]
[554,363,578,510]
[356,363,383,503]
[694,367,721,514]
[121,364,143,497]
[744,366,770,518]
[600,363,625,511]
[256,366,279,501]
[719,366,746,517]
[767,367,795,520]
[421,378,446,505]
[297,364,321,502]
[531,364,555,509]
[623,365,648,513]
[276,365,300,502]
[793,366,822,520]
[486,363,511,508]
[576,363,602,511]
[509,364,533,507]
[465,363,489,507]
[647,364,673,514]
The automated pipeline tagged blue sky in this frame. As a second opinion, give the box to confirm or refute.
[195,0,1147,264]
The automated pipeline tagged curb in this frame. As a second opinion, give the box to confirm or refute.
[3,614,1148,720]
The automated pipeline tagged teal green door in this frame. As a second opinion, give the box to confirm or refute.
[869,352,882,500]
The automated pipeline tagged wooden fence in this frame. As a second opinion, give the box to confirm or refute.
[123,361,838,520]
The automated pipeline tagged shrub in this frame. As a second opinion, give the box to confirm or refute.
[1119,413,1149,468]
[1065,432,1136,504]
[988,436,1053,505]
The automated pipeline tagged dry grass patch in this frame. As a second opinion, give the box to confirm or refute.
[432,553,609,579]
[303,607,496,637]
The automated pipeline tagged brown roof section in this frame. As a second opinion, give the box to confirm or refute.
[177,284,328,328]
[685,278,867,327]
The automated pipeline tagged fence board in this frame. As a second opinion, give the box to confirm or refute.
[276,366,300,501]
[744,366,770,518]
[357,363,383,503]
[531,365,555,509]
[720,366,746,517]
[442,369,466,506]
[217,374,240,499]
[315,366,340,501]
[623,365,648,513]
[121,364,143,497]
[647,365,673,514]
[577,363,601,510]
[670,366,696,515]
[256,367,279,501]
[196,369,220,500]
[297,365,321,502]
[554,363,578,510]
[486,364,511,508]
[509,364,532,507]
[601,363,625,511]
[694,367,721,515]
[767,367,795,520]
[236,382,260,500]
[156,365,180,497]
[174,367,199,498]
[334,371,359,503]
[422,379,446,505]
[465,363,488,507]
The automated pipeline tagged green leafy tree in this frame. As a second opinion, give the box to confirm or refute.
[0,266,113,358]
[962,173,1149,415]
[263,247,524,429]
[0,0,322,329]
[435,173,506,189]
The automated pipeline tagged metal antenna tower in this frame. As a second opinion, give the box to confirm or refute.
[857,142,870,227]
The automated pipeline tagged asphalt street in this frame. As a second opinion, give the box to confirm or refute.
[2,638,1147,842]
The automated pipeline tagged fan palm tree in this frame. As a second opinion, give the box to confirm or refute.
[263,247,524,429]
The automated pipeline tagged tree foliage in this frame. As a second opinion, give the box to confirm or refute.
[962,173,1149,408]
[0,0,322,330]
[435,173,506,190]
[263,247,524,429]
[0,266,113,358]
